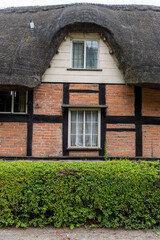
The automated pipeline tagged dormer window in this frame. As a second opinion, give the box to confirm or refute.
[72,40,98,69]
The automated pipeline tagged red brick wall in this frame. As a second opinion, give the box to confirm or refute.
[142,88,160,116]
[70,84,99,90]
[69,151,99,157]
[32,123,62,157]
[2,84,160,159]
[106,131,135,157]
[0,123,27,156]
[34,84,63,115]
[70,93,99,105]
[143,125,160,157]
[106,85,134,116]
[107,124,135,129]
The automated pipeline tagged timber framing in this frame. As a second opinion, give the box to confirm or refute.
[1,83,160,159]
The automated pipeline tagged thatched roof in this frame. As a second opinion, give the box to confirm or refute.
[0,3,160,88]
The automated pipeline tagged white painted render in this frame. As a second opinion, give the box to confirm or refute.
[42,33,125,84]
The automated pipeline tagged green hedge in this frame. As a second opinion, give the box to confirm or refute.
[0,160,160,229]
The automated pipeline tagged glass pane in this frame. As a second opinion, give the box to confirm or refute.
[92,135,98,146]
[85,121,91,134]
[92,122,98,134]
[92,111,98,122]
[71,135,76,146]
[86,41,98,69]
[86,111,91,122]
[71,122,76,134]
[77,135,83,147]
[85,135,92,147]
[78,111,83,122]
[14,91,26,113]
[78,122,83,135]
[0,91,12,112]
[71,111,76,121]
[72,42,84,68]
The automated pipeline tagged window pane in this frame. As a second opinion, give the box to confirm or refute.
[72,42,84,68]
[71,111,76,121]
[92,135,98,146]
[86,41,98,69]
[78,111,83,122]
[92,111,98,122]
[92,122,98,134]
[78,122,83,135]
[14,91,26,113]
[0,91,12,112]
[85,135,92,147]
[77,135,83,147]
[71,135,76,146]
[85,121,91,134]
[86,111,91,122]
[71,122,76,134]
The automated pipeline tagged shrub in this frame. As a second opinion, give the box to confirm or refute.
[0,160,160,229]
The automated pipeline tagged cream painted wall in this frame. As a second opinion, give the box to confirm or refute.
[42,33,125,84]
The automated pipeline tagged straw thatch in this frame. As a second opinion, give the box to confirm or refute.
[0,4,160,88]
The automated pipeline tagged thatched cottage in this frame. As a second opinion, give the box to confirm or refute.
[0,3,160,159]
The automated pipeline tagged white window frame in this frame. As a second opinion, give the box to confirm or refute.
[68,108,101,148]
[71,39,99,69]
[0,91,28,114]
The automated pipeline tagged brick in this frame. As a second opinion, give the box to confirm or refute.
[142,88,160,116]
[0,123,27,156]
[69,151,99,157]
[106,85,134,116]
[70,84,99,90]
[107,124,135,129]
[70,93,99,105]
[33,84,63,115]
[32,123,62,157]
[106,131,135,157]
[143,125,160,157]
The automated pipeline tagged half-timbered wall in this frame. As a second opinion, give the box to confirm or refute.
[1,83,160,158]
[0,33,160,159]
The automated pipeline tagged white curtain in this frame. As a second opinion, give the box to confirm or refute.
[72,42,84,68]
[71,111,98,147]
[86,41,98,69]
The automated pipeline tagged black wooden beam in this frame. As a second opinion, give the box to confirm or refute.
[135,87,142,157]
[33,115,63,123]
[69,89,99,93]
[99,84,106,157]
[106,116,135,124]
[142,116,160,125]
[62,84,69,156]
[0,115,28,122]
[27,90,33,157]
[106,128,135,132]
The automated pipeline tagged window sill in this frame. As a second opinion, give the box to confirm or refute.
[0,112,28,115]
[67,147,102,151]
[67,68,102,71]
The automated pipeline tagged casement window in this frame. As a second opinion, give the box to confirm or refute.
[68,109,100,148]
[0,91,28,113]
[72,40,98,69]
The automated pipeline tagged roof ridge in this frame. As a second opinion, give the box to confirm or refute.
[0,3,160,14]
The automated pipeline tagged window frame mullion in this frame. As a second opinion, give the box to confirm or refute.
[83,110,85,148]
[84,40,86,69]
[76,111,78,146]
[11,91,14,113]
[91,111,92,147]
